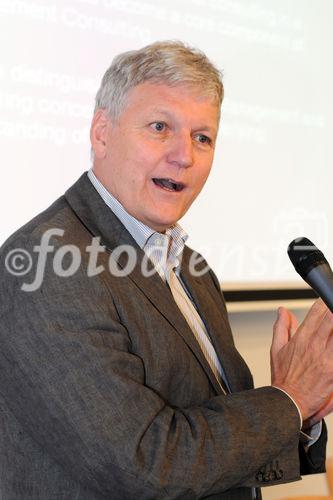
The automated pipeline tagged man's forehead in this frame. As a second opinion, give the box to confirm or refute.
[127,81,217,104]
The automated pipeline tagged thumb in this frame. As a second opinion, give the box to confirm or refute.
[271,307,292,357]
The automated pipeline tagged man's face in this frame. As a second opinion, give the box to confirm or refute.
[93,81,219,232]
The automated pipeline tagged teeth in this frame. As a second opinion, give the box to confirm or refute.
[153,178,183,191]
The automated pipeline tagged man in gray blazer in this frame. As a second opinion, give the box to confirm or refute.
[1,41,333,500]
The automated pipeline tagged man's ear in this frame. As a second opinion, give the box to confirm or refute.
[90,109,110,159]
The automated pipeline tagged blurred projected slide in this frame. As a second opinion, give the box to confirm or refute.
[0,0,331,294]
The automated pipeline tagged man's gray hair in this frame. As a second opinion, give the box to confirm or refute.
[94,40,223,120]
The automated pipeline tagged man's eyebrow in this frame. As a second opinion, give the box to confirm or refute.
[148,108,217,136]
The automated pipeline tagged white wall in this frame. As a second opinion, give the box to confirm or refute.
[230,307,333,499]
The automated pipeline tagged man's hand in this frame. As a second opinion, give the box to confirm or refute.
[271,299,333,425]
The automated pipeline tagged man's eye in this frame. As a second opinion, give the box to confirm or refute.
[151,122,166,132]
[196,134,212,145]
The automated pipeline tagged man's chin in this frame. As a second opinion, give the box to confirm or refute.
[141,208,187,232]
[146,218,180,233]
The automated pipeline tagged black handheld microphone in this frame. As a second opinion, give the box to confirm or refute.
[288,237,333,313]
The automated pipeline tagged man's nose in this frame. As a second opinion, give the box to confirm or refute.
[166,133,194,168]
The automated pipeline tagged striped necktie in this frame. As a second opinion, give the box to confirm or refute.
[166,267,229,394]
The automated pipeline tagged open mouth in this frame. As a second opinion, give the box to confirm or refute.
[152,178,185,192]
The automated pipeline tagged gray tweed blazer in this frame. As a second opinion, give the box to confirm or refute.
[0,172,326,499]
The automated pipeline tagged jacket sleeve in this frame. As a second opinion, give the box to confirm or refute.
[208,267,328,479]
[0,232,311,499]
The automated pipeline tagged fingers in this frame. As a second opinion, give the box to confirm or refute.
[295,299,333,355]
[271,307,293,357]
[271,300,331,357]
[271,299,333,421]
[298,298,329,341]
[314,307,333,349]
[289,310,299,336]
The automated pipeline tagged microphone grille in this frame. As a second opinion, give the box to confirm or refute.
[287,237,327,277]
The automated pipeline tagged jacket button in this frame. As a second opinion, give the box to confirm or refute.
[275,469,283,480]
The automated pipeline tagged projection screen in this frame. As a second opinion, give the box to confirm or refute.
[0,0,331,296]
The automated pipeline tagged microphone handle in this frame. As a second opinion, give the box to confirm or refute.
[305,263,333,313]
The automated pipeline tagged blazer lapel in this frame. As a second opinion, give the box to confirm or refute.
[120,254,228,396]
[65,173,226,395]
